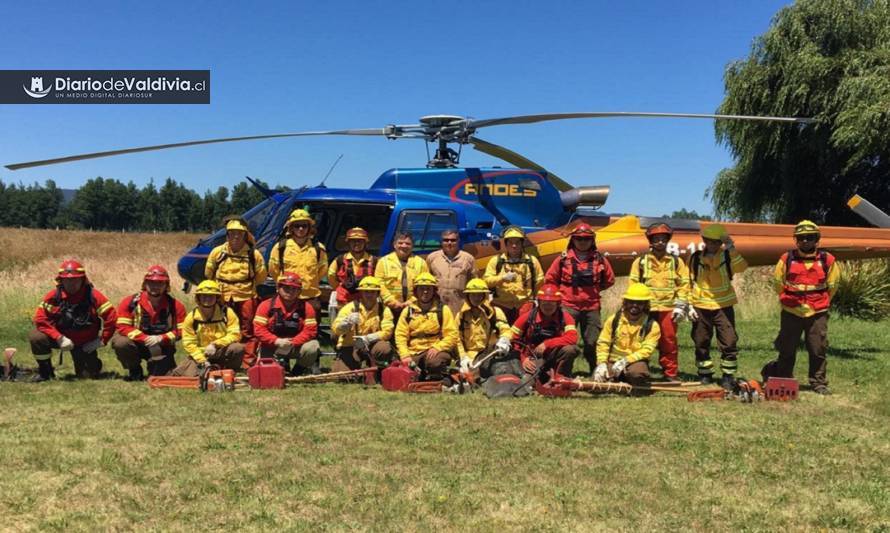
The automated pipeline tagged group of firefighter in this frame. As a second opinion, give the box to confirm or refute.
[27,208,839,395]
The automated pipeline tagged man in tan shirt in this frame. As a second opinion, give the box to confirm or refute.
[426,229,477,316]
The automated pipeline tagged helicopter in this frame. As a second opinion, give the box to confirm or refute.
[7,112,890,291]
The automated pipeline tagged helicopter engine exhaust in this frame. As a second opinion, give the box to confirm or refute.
[560,186,610,210]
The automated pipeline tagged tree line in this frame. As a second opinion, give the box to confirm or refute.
[0,177,272,232]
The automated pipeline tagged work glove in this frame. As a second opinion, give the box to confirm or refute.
[522,357,539,374]
[347,312,361,327]
[495,336,511,355]
[81,338,101,354]
[722,235,735,250]
[671,305,686,323]
[274,338,292,349]
[610,358,629,377]
[366,333,381,344]
[593,363,609,383]
[203,344,217,358]
[353,335,368,351]
[501,272,518,283]
[144,335,164,347]
[58,336,75,351]
[328,292,339,318]
[460,357,471,373]
[334,318,353,334]
[686,306,700,322]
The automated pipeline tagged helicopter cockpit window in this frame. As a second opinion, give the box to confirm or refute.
[397,210,458,252]
[330,208,391,255]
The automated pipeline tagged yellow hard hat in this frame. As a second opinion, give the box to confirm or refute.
[623,283,653,302]
[346,227,369,241]
[195,280,222,296]
[502,226,525,241]
[357,276,383,291]
[794,220,820,236]
[287,209,314,226]
[464,278,490,294]
[701,224,727,240]
[413,272,438,288]
[225,219,249,232]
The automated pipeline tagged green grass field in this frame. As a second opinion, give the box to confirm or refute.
[0,229,888,531]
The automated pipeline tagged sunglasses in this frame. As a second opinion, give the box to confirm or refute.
[441,238,458,243]
[795,234,819,242]
[292,223,310,229]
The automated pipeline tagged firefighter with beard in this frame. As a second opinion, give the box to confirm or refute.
[543,223,615,374]
[761,220,840,395]
[394,273,459,381]
[253,272,321,375]
[29,260,117,381]
[457,278,512,377]
[112,265,187,381]
[172,280,244,376]
[628,223,689,382]
[483,226,544,324]
[508,284,579,378]
[331,276,394,373]
[204,216,267,367]
[593,283,661,386]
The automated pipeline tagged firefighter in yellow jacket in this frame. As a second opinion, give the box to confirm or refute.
[204,217,267,367]
[687,223,748,389]
[456,279,512,373]
[331,276,395,372]
[483,226,544,324]
[267,209,328,314]
[171,280,244,377]
[375,231,429,322]
[394,272,459,380]
[593,283,661,386]
[629,222,689,382]
[762,220,840,395]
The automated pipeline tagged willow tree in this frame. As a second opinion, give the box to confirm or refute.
[711,0,890,224]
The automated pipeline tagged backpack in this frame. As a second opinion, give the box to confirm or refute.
[558,251,604,289]
[636,253,678,285]
[494,254,538,293]
[335,254,378,294]
[690,249,733,284]
[783,250,832,291]
[190,306,227,327]
[49,285,96,331]
[524,303,565,345]
[406,302,444,336]
[210,245,257,283]
[276,238,322,272]
[459,306,499,339]
[606,312,655,360]
[127,293,176,335]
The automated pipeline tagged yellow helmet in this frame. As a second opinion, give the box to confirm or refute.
[287,209,314,226]
[357,276,383,291]
[623,283,653,302]
[464,278,490,294]
[701,224,727,241]
[225,219,249,232]
[195,280,222,296]
[794,220,820,236]
[502,226,525,241]
[413,272,438,288]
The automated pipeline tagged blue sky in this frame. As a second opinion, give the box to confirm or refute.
[0,0,791,217]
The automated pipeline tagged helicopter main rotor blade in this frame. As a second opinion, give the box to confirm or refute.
[468,136,574,192]
[5,128,391,170]
[466,112,814,130]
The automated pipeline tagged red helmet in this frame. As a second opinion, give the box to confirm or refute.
[57,260,86,279]
[277,271,303,288]
[645,223,673,239]
[536,284,563,302]
[570,223,596,238]
[144,265,170,282]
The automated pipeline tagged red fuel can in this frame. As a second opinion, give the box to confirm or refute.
[248,358,286,389]
[381,361,419,392]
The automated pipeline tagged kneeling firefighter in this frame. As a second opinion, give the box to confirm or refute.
[172,280,244,376]
[457,278,512,378]
[29,260,117,381]
[112,265,187,380]
[508,284,579,378]
[394,272,459,380]
[593,283,661,386]
[253,272,321,375]
[331,276,395,372]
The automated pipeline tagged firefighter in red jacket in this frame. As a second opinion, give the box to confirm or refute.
[29,260,117,381]
[543,223,615,374]
[508,284,579,378]
[761,220,840,395]
[112,265,187,381]
[253,272,321,375]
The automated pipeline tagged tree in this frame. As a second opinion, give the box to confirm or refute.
[710,0,890,225]
[661,209,712,221]
[231,181,268,214]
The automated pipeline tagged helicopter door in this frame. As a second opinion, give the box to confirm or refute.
[396,209,458,253]
[314,204,393,256]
